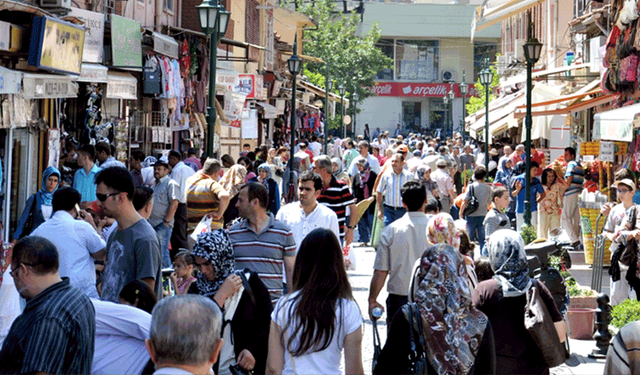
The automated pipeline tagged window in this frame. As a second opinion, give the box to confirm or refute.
[395,40,438,82]
[473,42,497,80]
[164,0,173,13]
[376,39,394,80]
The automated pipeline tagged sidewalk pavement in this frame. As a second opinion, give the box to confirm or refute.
[552,338,606,375]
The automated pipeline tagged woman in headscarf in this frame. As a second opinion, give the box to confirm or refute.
[473,229,566,375]
[331,138,344,160]
[251,164,280,215]
[351,159,377,245]
[13,166,60,240]
[374,244,495,375]
[416,164,440,201]
[189,229,272,375]
[331,157,351,186]
[219,164,247,225]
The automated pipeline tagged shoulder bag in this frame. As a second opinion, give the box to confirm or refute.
[402,302,428,375]
[524,280,565,368]
[19,195,38,239]
[462,184,479,217]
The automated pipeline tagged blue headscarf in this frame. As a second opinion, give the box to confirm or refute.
[487,229,532,297]
[38,166,60,206]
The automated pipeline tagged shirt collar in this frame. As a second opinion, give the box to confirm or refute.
[24,278,71,313]
[53,210,76,222]
[240,213,275,234]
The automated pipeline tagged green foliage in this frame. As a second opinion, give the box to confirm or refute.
[300,0,393,114]
[565,276,595,297]
[520,225,537,245]
[611,299,640,329]
[466,64,501,115]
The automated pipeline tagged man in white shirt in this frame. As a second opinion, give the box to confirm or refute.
[432,158,457,214]
[347,141,381,176]
[276,171,340,250]
[169,150,196,254]
[376,153,414,226]
[308,135,323,157]
[30,187,106,298]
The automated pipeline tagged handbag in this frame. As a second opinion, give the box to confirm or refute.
[524,280,565,368]
[19,196,37,239]
[462,184,479,217]
[403,302,428,375]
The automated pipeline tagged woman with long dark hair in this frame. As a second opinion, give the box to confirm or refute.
[538,168,564,239]
[267,228,364,375]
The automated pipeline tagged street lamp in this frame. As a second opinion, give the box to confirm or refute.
[198,0,230,156]
[442,92,449,138]
[353,91,359,137]
[448,82,455,137]
[523,19,543,227]
[479,61,494,172]
[324,75,332,154]
[339,84,345,138]
[287,36,302,203]
[459,71,469,144]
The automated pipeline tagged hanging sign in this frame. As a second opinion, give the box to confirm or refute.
[28,16,85,75]
[152,32,179,59]
[600,141,614,162]
[106,71,137,99]
[111,15,142,68]
[69,8,104,63]
[22,74,78,99]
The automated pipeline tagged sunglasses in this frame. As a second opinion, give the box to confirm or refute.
[96,192,121,202]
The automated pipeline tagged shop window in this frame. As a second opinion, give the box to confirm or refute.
[395,40,438,82]
[402,101,421,132]
[376,39,394,80]
[165,0,173,13]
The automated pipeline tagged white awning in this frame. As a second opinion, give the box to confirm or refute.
[106,71,137,100]
[0,66,21,94]
[78,63,108,83]
[593,103,639,142]
[152,32,179,59]
[469,92,525,138]
[256,101,279,119]
[472,0,545,40]
[22,73,78,99]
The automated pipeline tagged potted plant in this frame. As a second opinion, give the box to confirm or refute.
[611,299,640,329]
[521,225,537,245]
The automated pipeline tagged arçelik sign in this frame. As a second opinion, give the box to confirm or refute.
[370,82,478,98]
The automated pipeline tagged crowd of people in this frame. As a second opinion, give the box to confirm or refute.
[0,127,639,375]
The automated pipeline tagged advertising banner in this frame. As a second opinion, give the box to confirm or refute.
[369,81,478,98]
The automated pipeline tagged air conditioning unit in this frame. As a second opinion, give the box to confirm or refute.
[441,70,457,82]
[40,0,71,9]
[496,55,508,75]
[514,39,526,61]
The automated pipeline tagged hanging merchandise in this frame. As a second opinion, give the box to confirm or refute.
[82,84,103,144]
[114,119,129,162]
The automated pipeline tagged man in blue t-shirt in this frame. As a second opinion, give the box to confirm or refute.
[562,147,584,246]
[511,161,545,230]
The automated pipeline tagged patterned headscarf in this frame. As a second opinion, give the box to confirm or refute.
[427,213,461,249]
[488,229,532,297]
[191,229,236,298]
[219,165,247,197]
[357,160,372,198]
[415,164,432,181]
[410,244,488,375]
[142,156,157,169]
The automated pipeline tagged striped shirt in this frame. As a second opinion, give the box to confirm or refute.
[317,176,356,241]
[186,172,227,231]
[228,214,296,302]
[564,160,584,196]
[376,169,414,208]
[0,278,95,374]
[605,320,640,375]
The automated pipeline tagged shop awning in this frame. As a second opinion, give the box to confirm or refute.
[0,66,21,94]
[472,0,545,39]
[106,71,137,100]
[77,63,108,83]
[469,92,524,138]
[500,63,592,88]
[22,73,78,99]
[297,79,348,104]
[152,31,179,59]
[0,0,52,17]
[593,103,639,142]
[256,101,279,119]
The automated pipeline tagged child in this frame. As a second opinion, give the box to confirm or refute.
[170,251,197,295]
[483,186,511,254]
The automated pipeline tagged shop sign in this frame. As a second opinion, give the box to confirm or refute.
[271,80,282,97]
[111,15,142,68]
[28,17,85,75]
[236,74,266,100]
[217,69,239,88]
[78,64,108,83]
[0,21,9,51]
[107,79,137,100]
[152,32,179,60]
[369,81,478,98]
[0,67,21,94]
[224,90,247,124]
[68,8,104,63]
[23,75,78,99]
[600,141,614,162]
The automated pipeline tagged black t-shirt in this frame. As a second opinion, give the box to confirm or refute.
[472,279,563,375]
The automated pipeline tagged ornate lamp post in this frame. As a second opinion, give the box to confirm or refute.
[479,63,494,172]
[459,71,469,144]
[352,91,359,137]
[287,36,302,203]
[442,92,449,138]
[324,76,331,153]
[447,82,455,137]
[523,20,543,226]
[339,84,346,138]
[197,0,230,155]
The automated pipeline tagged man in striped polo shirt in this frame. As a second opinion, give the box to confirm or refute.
[313,155,357,246]
[376,153,414,226]
[562,146,584,247]
[186,158,230,240]
[228,182,296,302]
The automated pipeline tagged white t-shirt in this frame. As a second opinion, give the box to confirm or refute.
[275,202,340,251]
[271,292,362,375]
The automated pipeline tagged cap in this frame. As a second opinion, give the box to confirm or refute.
[613,179,636,192]
[397,145,409,153]
[436,158,447,167]
[489,148,499,156]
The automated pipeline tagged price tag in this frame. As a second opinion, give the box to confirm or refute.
[600,141,614,162]
[583,155,595,162]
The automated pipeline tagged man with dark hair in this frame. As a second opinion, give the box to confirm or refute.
[376,153,413,226]
[228,182,296,302]
[294,142,312,172]
[512,161,545,230]
[168,150,195,254]
[0,237,95,374]
[133,186,154,219]
[347,140,381,176]
[30,187,106,297]
[240,143,251,158]
[432,158,457,214]
[424,195,440,221]
[368,179,428,326]
[95,167,162,302]
[562,146,584,246]
[130,150,146,188]
[276,172,340,252]
[96,141,126,169]
[186,158,230,236]
[150,160,180,267]
[184,148,203,171]
[460,166,492,252]
[74,144,101,202]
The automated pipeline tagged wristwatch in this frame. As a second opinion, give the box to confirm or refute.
[347,225,355,230]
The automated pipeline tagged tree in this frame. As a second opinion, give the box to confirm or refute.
[299,0,393,129]
[466,64,500,115]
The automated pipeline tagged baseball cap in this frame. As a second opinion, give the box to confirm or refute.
[397,145,409,154]
[436,158,447,167]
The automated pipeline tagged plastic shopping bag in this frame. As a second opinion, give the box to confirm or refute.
[189,215,213,243]
[343,245,357,271]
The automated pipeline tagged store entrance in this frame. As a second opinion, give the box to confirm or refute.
[402,101,421,133]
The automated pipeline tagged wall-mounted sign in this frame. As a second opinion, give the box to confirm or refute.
[111,15,142,68]
[106,71,137,99]
[369,81,478,98]
[28,16,85,75]
[22,74,79,99]
[69,8,104,63]
[236,74,265,100]
[217,68,239,90]
[152,32,178,59]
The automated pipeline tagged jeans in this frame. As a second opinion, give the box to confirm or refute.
[450,204,460,220]
[386,294,408,327]
[358,210,373,243]
[383,205,406,227]
[466,216,486,255]
[154,223,173,268]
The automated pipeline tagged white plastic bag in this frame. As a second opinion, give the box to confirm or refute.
[343,245,357,271]
[189,215,213,243]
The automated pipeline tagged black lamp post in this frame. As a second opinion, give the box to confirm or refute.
[197,0,229,156]
[353,91,359,137]
[442,91,449,137]
[324,74,331,153]
[459,71,468,143]
[339,84,346,138]
[479,62,493,172]
[523,20,543,226]
[287,36,302,203]
[447,82,455,137]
